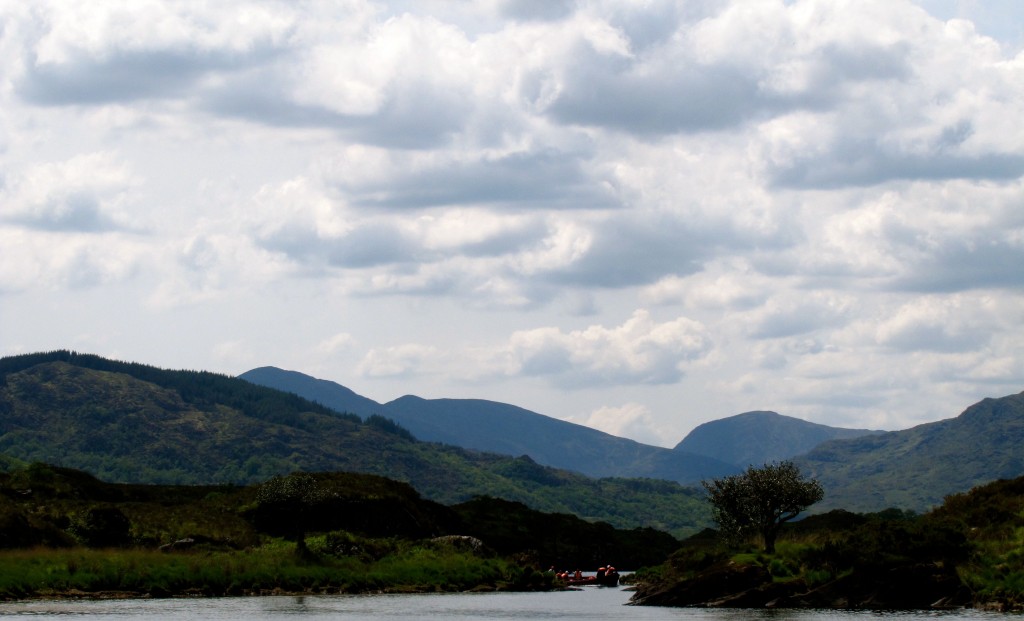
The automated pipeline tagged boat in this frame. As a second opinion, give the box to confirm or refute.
[564,568,620,587]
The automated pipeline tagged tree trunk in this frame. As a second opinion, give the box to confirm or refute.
[762,527,777,554]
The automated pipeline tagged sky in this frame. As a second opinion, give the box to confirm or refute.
[2,0,1023,448]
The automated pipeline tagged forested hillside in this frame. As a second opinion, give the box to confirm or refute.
[0,351,710,537]
[796,391,1024,512]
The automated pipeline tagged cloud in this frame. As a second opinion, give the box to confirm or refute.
[875,296,997,353]
[325,148,620,210]
[769,134,1024,189]
[504,309,712,387]
[14,2,293,105]
[0,229,144,292]
[572,402,669,446]
[349,310,714,389]
[2,0,1024,445]
[358,344,444,379]
[500,0,576,23]
[203,12,481,149]
[541,214,706,287]
[756,10,1024,189]
[896,239,1024,293]
[544,48,765,135]
[244,176,552,279]
[642,269,771,311]
[316,333,355,356]
[21,48,268,106]
[747,294,854,340]
[1,153,138,232]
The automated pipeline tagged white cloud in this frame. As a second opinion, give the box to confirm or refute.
[1,153,139,232]
[358,344,445,379]
[747,293,854,340]
[503,310,712,387]
[2,0,1024,447]
[317,333,355,355]
[573,402,668,447]
[0,229,144,291]
[15,2,295,105]
[875,295,999,353]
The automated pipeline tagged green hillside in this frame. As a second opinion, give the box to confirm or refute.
[797,391,1024,512]
[0,351,709,537]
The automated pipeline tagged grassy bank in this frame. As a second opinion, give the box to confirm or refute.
[0,538,548,599]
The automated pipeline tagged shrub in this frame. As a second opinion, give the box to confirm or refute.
[69,507,132,548]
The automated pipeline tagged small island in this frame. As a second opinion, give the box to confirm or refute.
[629,463,1024,611]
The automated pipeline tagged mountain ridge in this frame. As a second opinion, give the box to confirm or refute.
[239,365,1024,514]
[0,351,711,537]
[238,365,741,484]
[674,410,885,467]
[797,390,1024,512]
[5,351,1024,521]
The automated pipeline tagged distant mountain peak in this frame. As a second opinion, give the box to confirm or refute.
[674,410,882,468]
[237,367,381,416]
[239,366,738,484]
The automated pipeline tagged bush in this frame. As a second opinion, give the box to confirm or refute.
[69,507,132,548]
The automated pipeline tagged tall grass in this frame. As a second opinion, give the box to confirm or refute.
[0,541,519,599]
[959,525,1024,609]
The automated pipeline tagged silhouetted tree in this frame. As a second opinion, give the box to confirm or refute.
[253,472,326,557]
[702,461,823,553]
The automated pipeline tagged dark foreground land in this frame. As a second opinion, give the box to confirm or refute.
[5,462,1024,609]
[0,464,678,599]
[629,476,1024,611]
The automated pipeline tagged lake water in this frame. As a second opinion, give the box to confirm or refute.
[0,588,1011,620]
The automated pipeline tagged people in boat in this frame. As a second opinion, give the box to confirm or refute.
[573,569,582,580]
[596,566,606,578]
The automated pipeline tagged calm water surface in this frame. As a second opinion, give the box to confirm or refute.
[0,588,1013,620]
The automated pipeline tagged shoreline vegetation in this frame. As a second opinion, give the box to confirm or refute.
[629,475,1024,611]
[2,464,1024,609]
[0,463,672,600]
[0,542,549,600]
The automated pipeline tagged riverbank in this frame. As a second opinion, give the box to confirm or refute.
[0,540,557,601]
[629,477,1024,612]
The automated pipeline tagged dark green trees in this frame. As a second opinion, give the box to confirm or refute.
[252,473,326,556]
[702,460,823,553]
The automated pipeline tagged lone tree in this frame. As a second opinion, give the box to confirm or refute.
[701,460,823,553]
[252,472,327,558]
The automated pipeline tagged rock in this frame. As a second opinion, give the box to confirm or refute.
[631,560,971,609]
[762,563,970,610]
[630,561,770,607]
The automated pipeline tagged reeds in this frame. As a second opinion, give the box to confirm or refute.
[0,540,520,599]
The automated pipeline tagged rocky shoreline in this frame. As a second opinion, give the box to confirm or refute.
[629,559,978,610]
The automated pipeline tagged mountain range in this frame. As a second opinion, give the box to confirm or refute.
[240,366,1024,513]
[239,367,879,481]
[2,351,1023,524]
[0,351,710,537]
[240,367,736,483]
[797,391,1024,512]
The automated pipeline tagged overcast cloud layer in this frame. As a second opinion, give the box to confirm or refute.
[2,0,1023,447]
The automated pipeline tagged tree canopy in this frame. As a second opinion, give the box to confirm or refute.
[701,460,823,553]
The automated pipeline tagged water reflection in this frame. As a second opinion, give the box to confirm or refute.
[0,590,1010,620]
